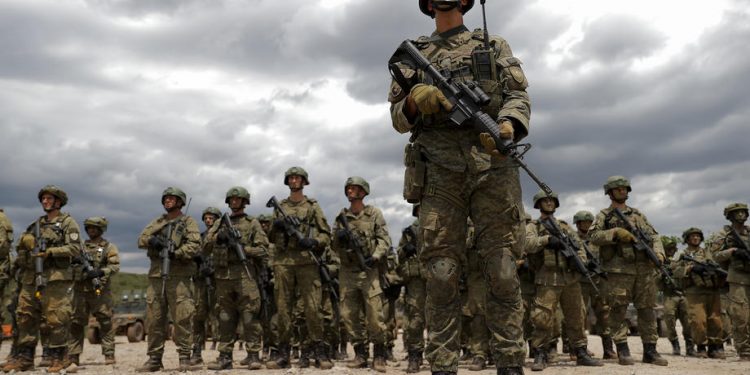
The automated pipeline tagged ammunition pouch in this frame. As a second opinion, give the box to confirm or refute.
[403,143,425,203]
[213,247,229,269]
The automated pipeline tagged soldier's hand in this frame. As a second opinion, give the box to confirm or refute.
[298,237,318,250]
[546,235,564,250]
[335,229,349,242]
[34,250,48,258]
[85,269,105,280]
[216,230,230,245]
[613,228,636,243]
[479,120,514,158]
[148,235,165,250]
[410,84,453,115]
[690,263,707,275]
[20,234,35,250]
[363,255,377,268]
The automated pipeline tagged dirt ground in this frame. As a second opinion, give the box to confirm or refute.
[1,334,747,375]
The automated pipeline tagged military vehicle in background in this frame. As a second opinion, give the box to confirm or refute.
[88,290,148,344]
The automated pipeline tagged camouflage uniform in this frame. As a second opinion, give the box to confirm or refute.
[463,221,490,370]
[267,195,332,367]
[190,207,219,364]
[672,231,724,357]
[397,220,426,372]
[204,212,269,367]
[0,209,12,348]
[389,23,530,374]
[661,252,692,354]
[137,210,200,363]
[576,226,612,356]
[710,203,750,359]
[332,205,391,368]
[69,227,120,362]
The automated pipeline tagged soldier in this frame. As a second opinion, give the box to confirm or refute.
[661,238,693,356]
[572,210,614,359]
[136,187,200,372]
[3,185,82,373]
[710,202,750,360]
[68,216,120,366]
[204,186,269,370]
[589,176,669,366]
[254,213,278,361]
[520,212,537,358]
[266,167,333,370]
[0,209,12,352]
[673,227,725,359]
[398,204,425,373]
[388,1,530,373]
[189,206,221,365]
[525,191,601,371]
[332,176,391,372]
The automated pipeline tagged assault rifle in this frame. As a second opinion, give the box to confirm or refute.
[578,238,607,281]
[195,253,215,309]
[540,217,602,294]
[401,226,418,259]
[32,220,47,300]
[160,221,175,298]
[680,253,728,285]
[612,208,682,296]
[77,238,102,297]
[388,42,552,196]
[219,213,270,320]
[729,227,750,263]
[335,213,369,271]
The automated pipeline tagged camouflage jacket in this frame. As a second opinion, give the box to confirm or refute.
[17,212,82,284]
[137,214,200,278]
[75,238,120,291]
[389,25,531,174]
[672,245,723,293]
[711,225,750,286]
[269,196,331,266]
[397,220,421,280]
[525,218,585,286]
[205,213,269,280]
[589,205,665,275]
[0,210,12,280]
[332,205,391,272]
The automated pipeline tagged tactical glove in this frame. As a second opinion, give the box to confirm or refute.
[148,235,166,250]
[546,235,564,250]
[402,243,417,259]
[20,233,35,250]
[335,229,349,242]
[690,263,707,276]
[410,84,453,115]
[216,230,230,245]
[298,237,319,250]
[479,120,514,157]
[86,269,105,280]
[613,228,636,243]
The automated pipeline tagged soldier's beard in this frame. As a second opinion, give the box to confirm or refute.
[540,209,555,216]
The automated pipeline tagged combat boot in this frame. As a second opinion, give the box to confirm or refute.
[575,346,603,367]
[179,355,196,371]
[68,353,80,366]
[497,367,525,375]
[347,343,368,369]
[530,347,546,371]
[406,350,422,373]
[266,345,290,369]
[38,347,52,367]
[468,356,486,371]
[642,343,668,366]
[291,346,300,360]
[246,352,263,370]
[207,352,233,370]
[104,354,116,365]
[372,344,387,373]
[685,338,695,357]
[136,355,163,372]
[708,344,726,359]
[189,345,203,365]
[337,342,349,360]
[298,346,311,368]
[386,345,399,365]
[2,346,34,372]
[615,342,634,365]
[239,352,252,366]
[670,339,681,355]
[460,347,471,361]
[546,340,558,364]
[696,344,708,358]
[601,336,616,359]
[316,342,334,370]
[48,348,70,374]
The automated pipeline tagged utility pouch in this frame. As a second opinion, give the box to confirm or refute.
[403,143,425,203]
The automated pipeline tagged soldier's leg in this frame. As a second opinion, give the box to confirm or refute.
[67,284,88,357]
[15,284,42,350]
[720,293,732,343]
[472,165,525,369]
[560,283,587,349]
[298,265,325,347]
[468,313,489,361]
[192,280,208,350]
[604,273,633,345]
[92,290,115,357]
[633,272,659,345]
[272,266,295,348]
[529,286,560,351]
[678,296,691,343]
[727,283,750,357]
[662,296,679,343]
[167,277,194,358]
[706,293,724,346]
[146,278,167,357]
[404,277,426,352]
[238,275,263,368]
[687,294,708,346]
[215,279,240,354]
[341,275,367,348]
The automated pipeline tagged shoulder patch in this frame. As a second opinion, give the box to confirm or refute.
[70,232,79,241]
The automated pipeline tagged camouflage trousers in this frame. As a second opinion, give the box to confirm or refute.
[321,285,340,351]
[69,283,115,356]
[463,273,489,357]
[603,272,659,344]
[402,276,426,352]
[274,264,324,346]
[726,283,750,356]
[720,293,732,342]
[383,293,398,349]
[192,277,215,349]
[215,275,261,354]
[146,277,194,357]
[529,283,587,350]
[340,268,387,346]
[581,280,610,337]
[685,292,722,346]
[521,286,535,342]
[17,280,73,349]
[420,162,525,371]
[663,294,691,343]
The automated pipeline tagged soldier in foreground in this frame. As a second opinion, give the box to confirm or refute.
[398,204,425,373]
[205,187,269,370]
[266,167,333,370]
[525,191,601,371]
[388,0,531,373]
[711,203,750,360]
[661,238,693,356]
[673,227,725,359]
[3,185,82,373]
[332,176,391,372]
[589,176,669,366]
[136,187,200,372]
[189,206,221,365]
[68,216,120,366]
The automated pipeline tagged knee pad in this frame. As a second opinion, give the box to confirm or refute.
[484,252,520,299]
[425,257,460,306]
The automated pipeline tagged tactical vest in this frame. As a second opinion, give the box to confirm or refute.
[338,206,381,268]
[212,215,258,269]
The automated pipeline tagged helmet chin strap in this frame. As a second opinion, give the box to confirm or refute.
[432,0,460,12]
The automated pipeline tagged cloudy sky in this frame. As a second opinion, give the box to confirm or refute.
[1,0,748,272]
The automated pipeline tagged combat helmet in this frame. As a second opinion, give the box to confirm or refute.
[256,213,272,223]
[225,186,250,204]
[573,210,594,223]
[532,190,559,209]
[603,175,631,195]
[84,216,108,233]
[723,202,748,220]
[284,166,310,186]
[682,227,704,242]
[345,176,370,196]
[202,207,222,220]
[38,185,68,208]
[161,186,187,207]
[420,0,474,17]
